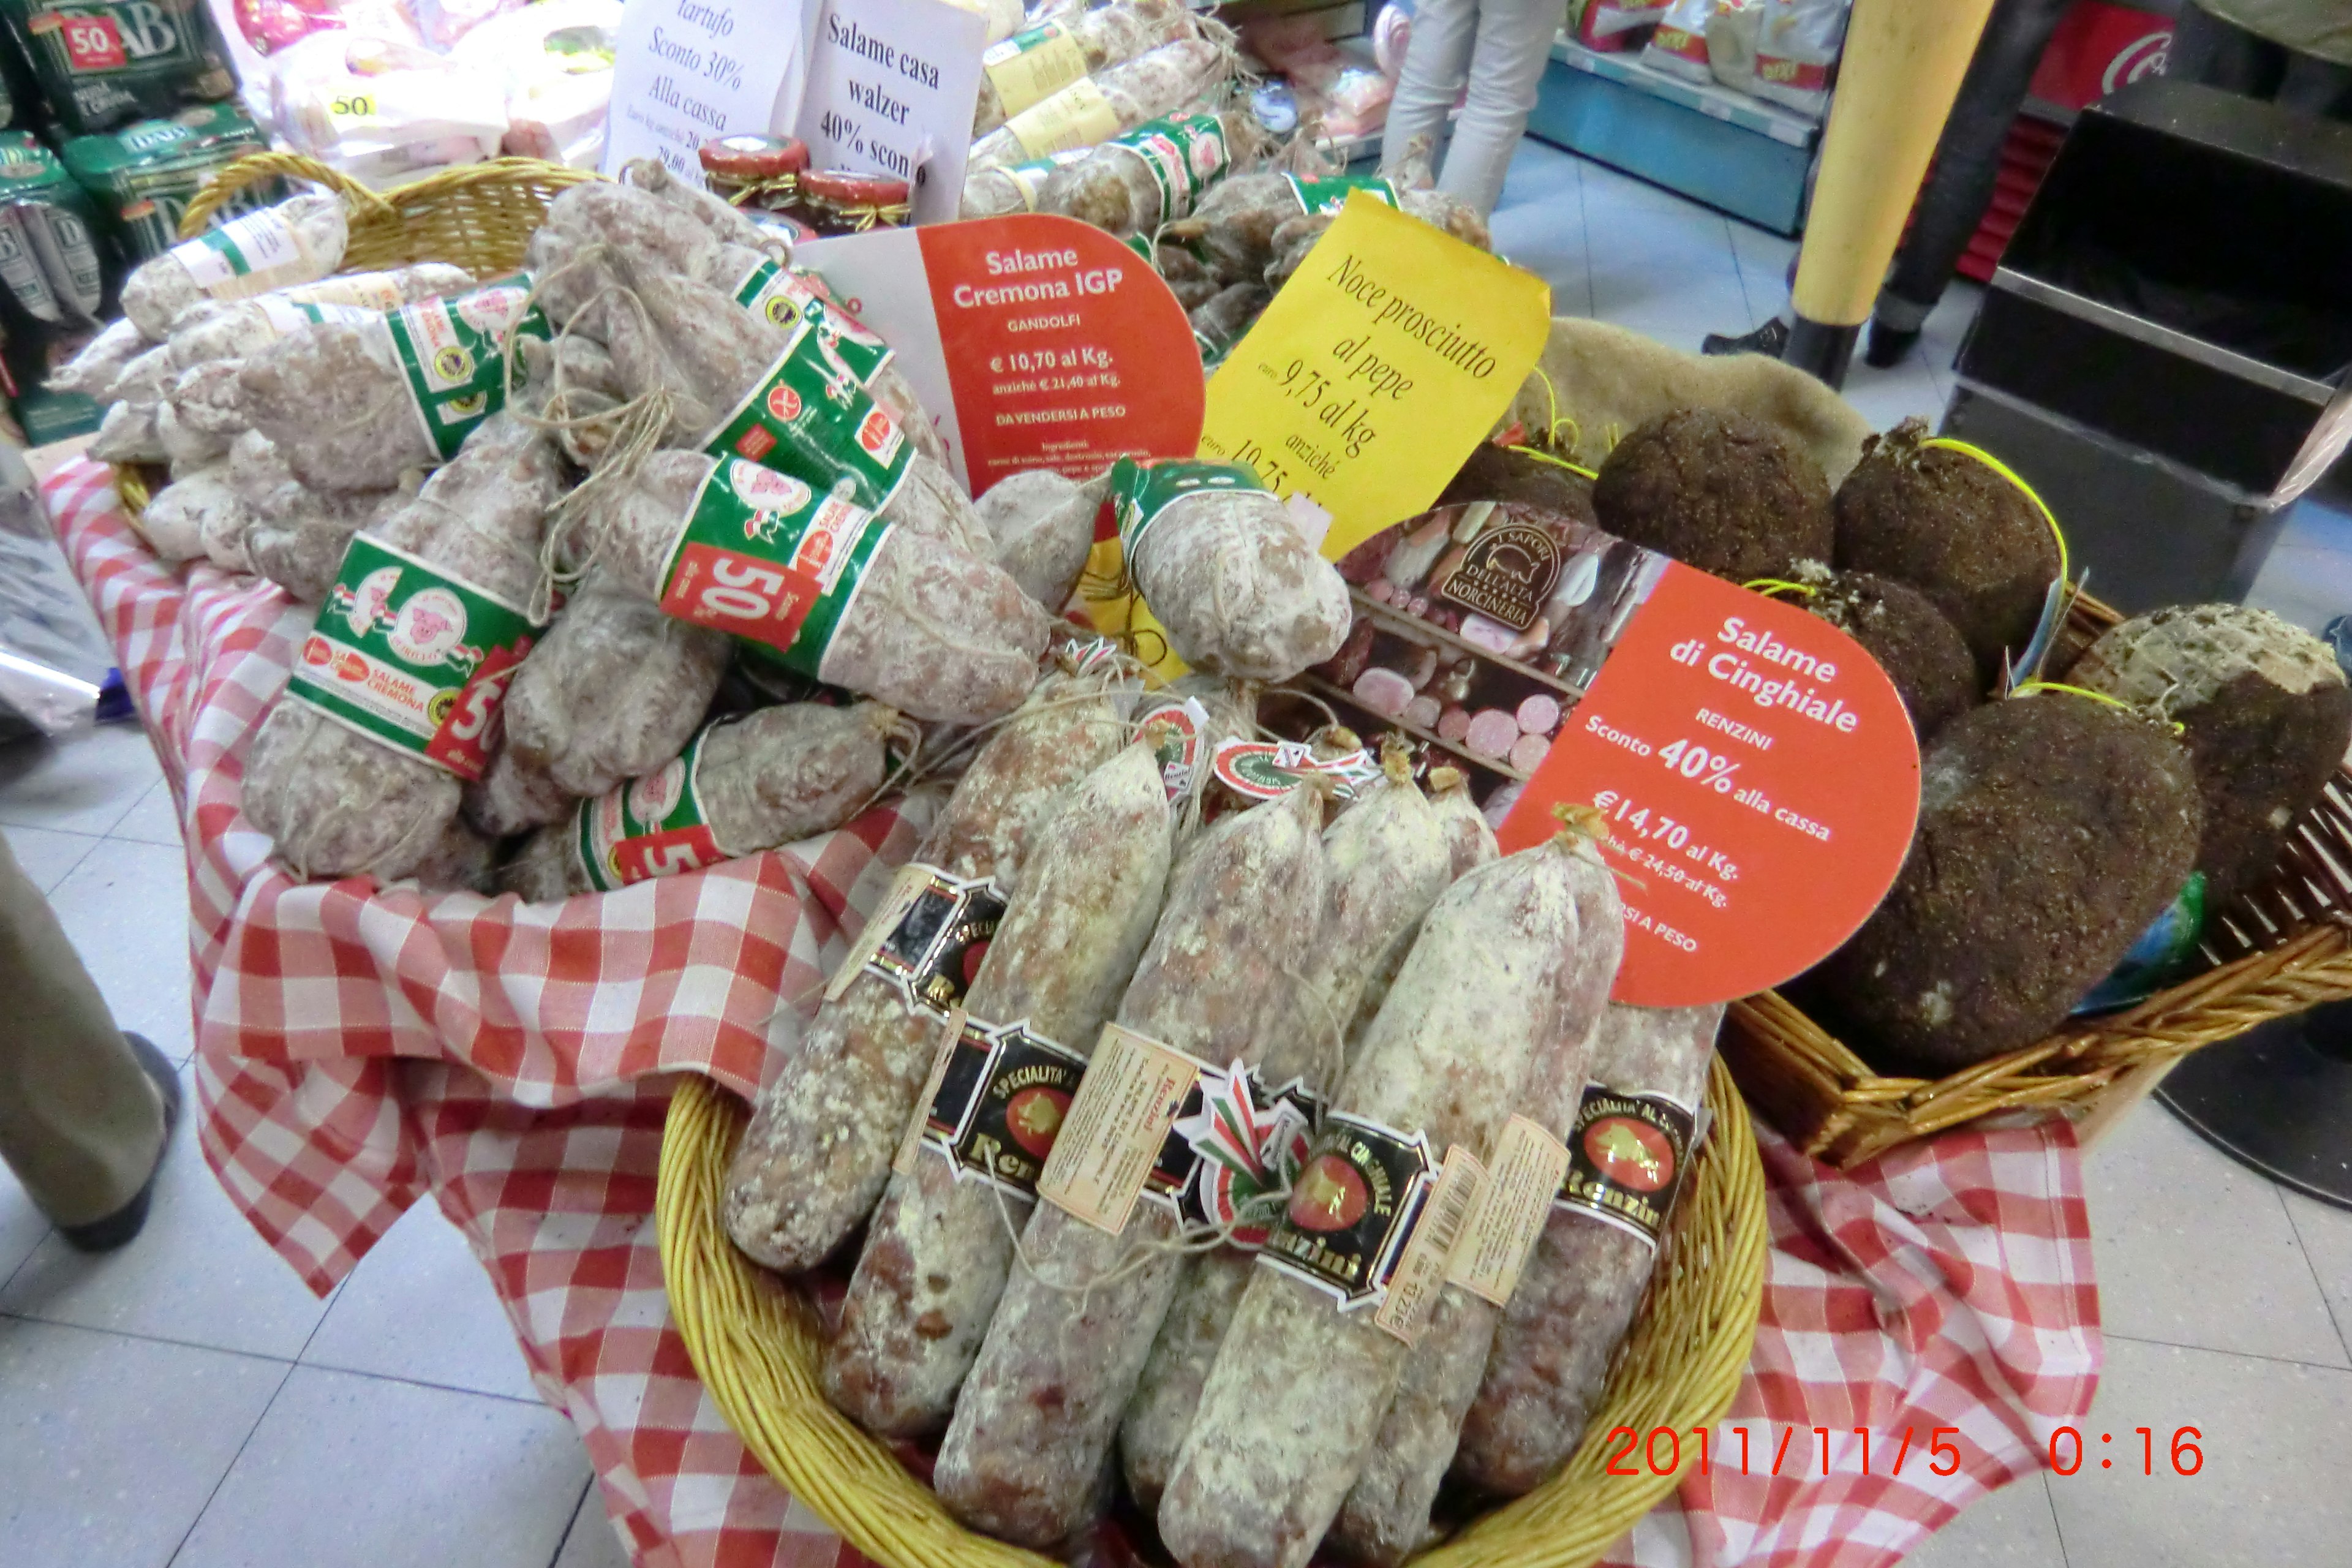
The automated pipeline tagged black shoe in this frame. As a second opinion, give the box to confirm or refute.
[1701,317,1790,358]
[58,1033,181,1253]
[1864,320,1922,369]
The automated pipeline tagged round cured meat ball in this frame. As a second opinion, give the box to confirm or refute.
[1802,570,1981,742]
[1832,418,2060,687]
[1592,407,1833,584]
[1799,692,2201,1075]
[2068,603,2352,904]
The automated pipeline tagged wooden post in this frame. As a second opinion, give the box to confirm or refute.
[1784,0,2000,386]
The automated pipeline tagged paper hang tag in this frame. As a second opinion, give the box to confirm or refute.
[1444,1115,1571,1308]
[1372,1145,1488,1346]
[1005,75,1121,159]
[1036,1021,1201,1234]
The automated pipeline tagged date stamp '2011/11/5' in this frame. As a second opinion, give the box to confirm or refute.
[1602,1425,2206,1479]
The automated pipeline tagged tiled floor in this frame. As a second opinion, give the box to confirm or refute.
[3,137,2350,1568]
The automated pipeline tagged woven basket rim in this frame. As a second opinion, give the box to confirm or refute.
[656,1059,1766,1568]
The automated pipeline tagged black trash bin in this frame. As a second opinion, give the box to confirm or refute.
[1942,75,2352,613]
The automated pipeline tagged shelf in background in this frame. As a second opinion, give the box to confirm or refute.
[1300,675,1534,783]
[1350,589,1588,704]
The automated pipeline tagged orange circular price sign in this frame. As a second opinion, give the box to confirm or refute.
[1499,561,1921,1006]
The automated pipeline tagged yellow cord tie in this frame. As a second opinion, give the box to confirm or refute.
[1921,435,2070,586]
[1742,578,1818,599]
[1507,443,1601,480]
[2011,680,2187,734]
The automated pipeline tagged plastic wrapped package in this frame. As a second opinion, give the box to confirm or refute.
[1751,0,1849,118]
[447,0,618,168]
[0,444,113,737]
[59,102,273,263]
[1642,0,1717,84]
[0,0,238,134]
[266,29,508,181]
[1707,0,1763,93]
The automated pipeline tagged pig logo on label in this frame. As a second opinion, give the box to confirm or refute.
[456,288,522,337]
[1289,1153,1370,1232]
[807,306,862,406]
[388,588,472,669]
[1584,1117,1674,1193]
[1003,1086,1072,1159]
[628,756,687,823]
[335,566,404,639]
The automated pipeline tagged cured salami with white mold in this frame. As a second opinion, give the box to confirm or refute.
[498,701,898,900]
[933,780,1330,1547]
[978,467,1110,609]
[1453,1003,1724,1496]
[968,37,1233,170]
[240,412,565,883]
[823,739,1174,1435]
[1120,748,1453,1513]
[1428,766,1499,877]
[1333,828,1626,1565]
[1156,821,1608,1568]
[971,0,1195,136]
[723,669,1133,1272]
[121,193,349,339]
[1111,458,1349,682]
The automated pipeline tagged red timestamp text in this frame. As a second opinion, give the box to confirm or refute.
[1600,1424,2204,1480]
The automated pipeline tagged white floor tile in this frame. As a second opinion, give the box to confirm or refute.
[2278,1189,2352,1366]
[1901,1472,2066,1566]
[1,1066,335,1359]
[1725,221,1798,328]
[107,777,184,850]
[170,1366,591,1568]
[0,725,162,837]
[0,1170,50,1288]
[1493,141,1591,319]
[2048,1335,2352,1568]
[1580,170,1751,356]
[4,821,99,894]
[552,1484,636,1568]
[1836,357,1950,438]
[0,1316,285,1568]
[303,1202,540,1404]
[42,834,194,1064]
[2087,1105,2348,1368]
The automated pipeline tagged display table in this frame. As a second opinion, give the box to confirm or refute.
[43,453,2102,1568]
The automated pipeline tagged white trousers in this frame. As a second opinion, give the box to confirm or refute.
[1379,0,1567,217]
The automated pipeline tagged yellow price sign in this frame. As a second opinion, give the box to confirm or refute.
[1200,194,1552,562]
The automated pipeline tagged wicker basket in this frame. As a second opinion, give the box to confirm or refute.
[1721,590,2352,1168]
[656,1057,1768,1568]
[111,151,598,526]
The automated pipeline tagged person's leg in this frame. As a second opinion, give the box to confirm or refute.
[0,832,176,1245]
[1864,0,2073,367]
[2165,1,2288,98]
[1432,0,1569,216]
[1381,0,1485,179]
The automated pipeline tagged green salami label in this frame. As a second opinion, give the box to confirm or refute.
[656,454,896,677]
[1286,174,1398,217]
[728,259,893,386]
[1109,456,1267,565]
[383,274,552,461]
[1106,113,1231,227]
[571,725,727,892]
[287,533,543,782]
[700,309,914,512]
[8,0,234,135]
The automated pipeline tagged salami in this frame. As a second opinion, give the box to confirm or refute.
[933,781,1329,1547]
[823,740,1175,1435]
[239,412,565,882]
[968,37,1233,170]
[498,701,898,900]
[971,0,1194,136]
[723,668,1134,1272]
[1156,822,1612,1568]
[573,450,1046,725]
[1453,1003,1724,1496]
[1428,766,1498,878]
[977,467,1110,609]
[1333,831,1626,1564]
[1112,458,1349,682]
[1031,107,1263,237]
[121,193,349,339]
[1120,749,1453,1512]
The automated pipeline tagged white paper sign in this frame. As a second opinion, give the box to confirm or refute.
[797,0,987,226]
[603,0,816,184]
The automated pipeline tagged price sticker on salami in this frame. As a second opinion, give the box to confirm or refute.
[1500,560,1920,1006]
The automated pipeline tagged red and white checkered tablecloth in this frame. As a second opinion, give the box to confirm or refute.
[41,456,2100,1568]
